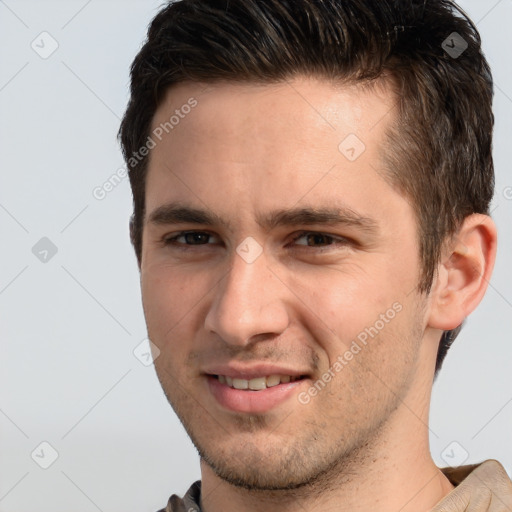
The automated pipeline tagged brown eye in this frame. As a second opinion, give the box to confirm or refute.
[182,232,211,245]
[164,231,219,246]
[294,233,336,246]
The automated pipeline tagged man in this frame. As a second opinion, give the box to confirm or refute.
[118,0,512,511]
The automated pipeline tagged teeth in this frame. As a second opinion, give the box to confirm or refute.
[266,375,281,387]
[232,378,249,390]
[248,377,266,390]
[217,374,300,390]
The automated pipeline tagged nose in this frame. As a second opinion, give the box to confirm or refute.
[204,246,290,347]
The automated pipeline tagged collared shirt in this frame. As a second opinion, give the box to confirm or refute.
[157,459,512,512]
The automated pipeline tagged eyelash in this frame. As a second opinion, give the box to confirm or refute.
[290,231,349,248]
[161,230,351,250]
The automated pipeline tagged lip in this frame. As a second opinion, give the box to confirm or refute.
[206,374,307,414]
[203,363,309,380]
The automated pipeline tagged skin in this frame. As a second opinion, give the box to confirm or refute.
[137,77,497,512]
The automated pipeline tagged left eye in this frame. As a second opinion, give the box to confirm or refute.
[292,232,342,247]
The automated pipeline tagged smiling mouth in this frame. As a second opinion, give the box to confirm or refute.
[213,374,305,390]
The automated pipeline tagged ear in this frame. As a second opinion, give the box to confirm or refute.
[428,214,497,331]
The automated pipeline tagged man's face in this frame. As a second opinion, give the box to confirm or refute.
[140,78,434,489]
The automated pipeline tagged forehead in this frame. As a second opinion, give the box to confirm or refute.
[145,77,401,224]
[150,77,396,146]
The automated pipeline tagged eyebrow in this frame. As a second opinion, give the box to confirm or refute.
[146,203,378,234]
[148,204,226,227]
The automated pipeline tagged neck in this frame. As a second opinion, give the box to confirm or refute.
[199,361,455,512]
[199,426,454,512]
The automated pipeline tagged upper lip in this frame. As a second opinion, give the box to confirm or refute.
[203,363,309,380]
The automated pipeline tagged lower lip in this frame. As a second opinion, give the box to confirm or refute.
[206,375,305,414]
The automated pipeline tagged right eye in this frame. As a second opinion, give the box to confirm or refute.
[162,231,222,246]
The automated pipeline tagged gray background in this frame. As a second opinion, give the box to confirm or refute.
[0,1,511,511]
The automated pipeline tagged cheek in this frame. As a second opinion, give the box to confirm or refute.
[294,272,415,392]
[141,265,204,343]
[141,269,205,386]
[294,269,396,341]
[319,303,417,411]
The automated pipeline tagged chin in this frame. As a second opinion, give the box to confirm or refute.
[201,453,319,491]
[192,429,348,492]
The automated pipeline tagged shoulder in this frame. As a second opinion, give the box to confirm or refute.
[433,459,512,511]
[157,480,202,512]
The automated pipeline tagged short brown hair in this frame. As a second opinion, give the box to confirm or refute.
[118,0,494,374]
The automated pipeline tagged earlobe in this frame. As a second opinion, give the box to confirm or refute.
[428,214,497,331]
